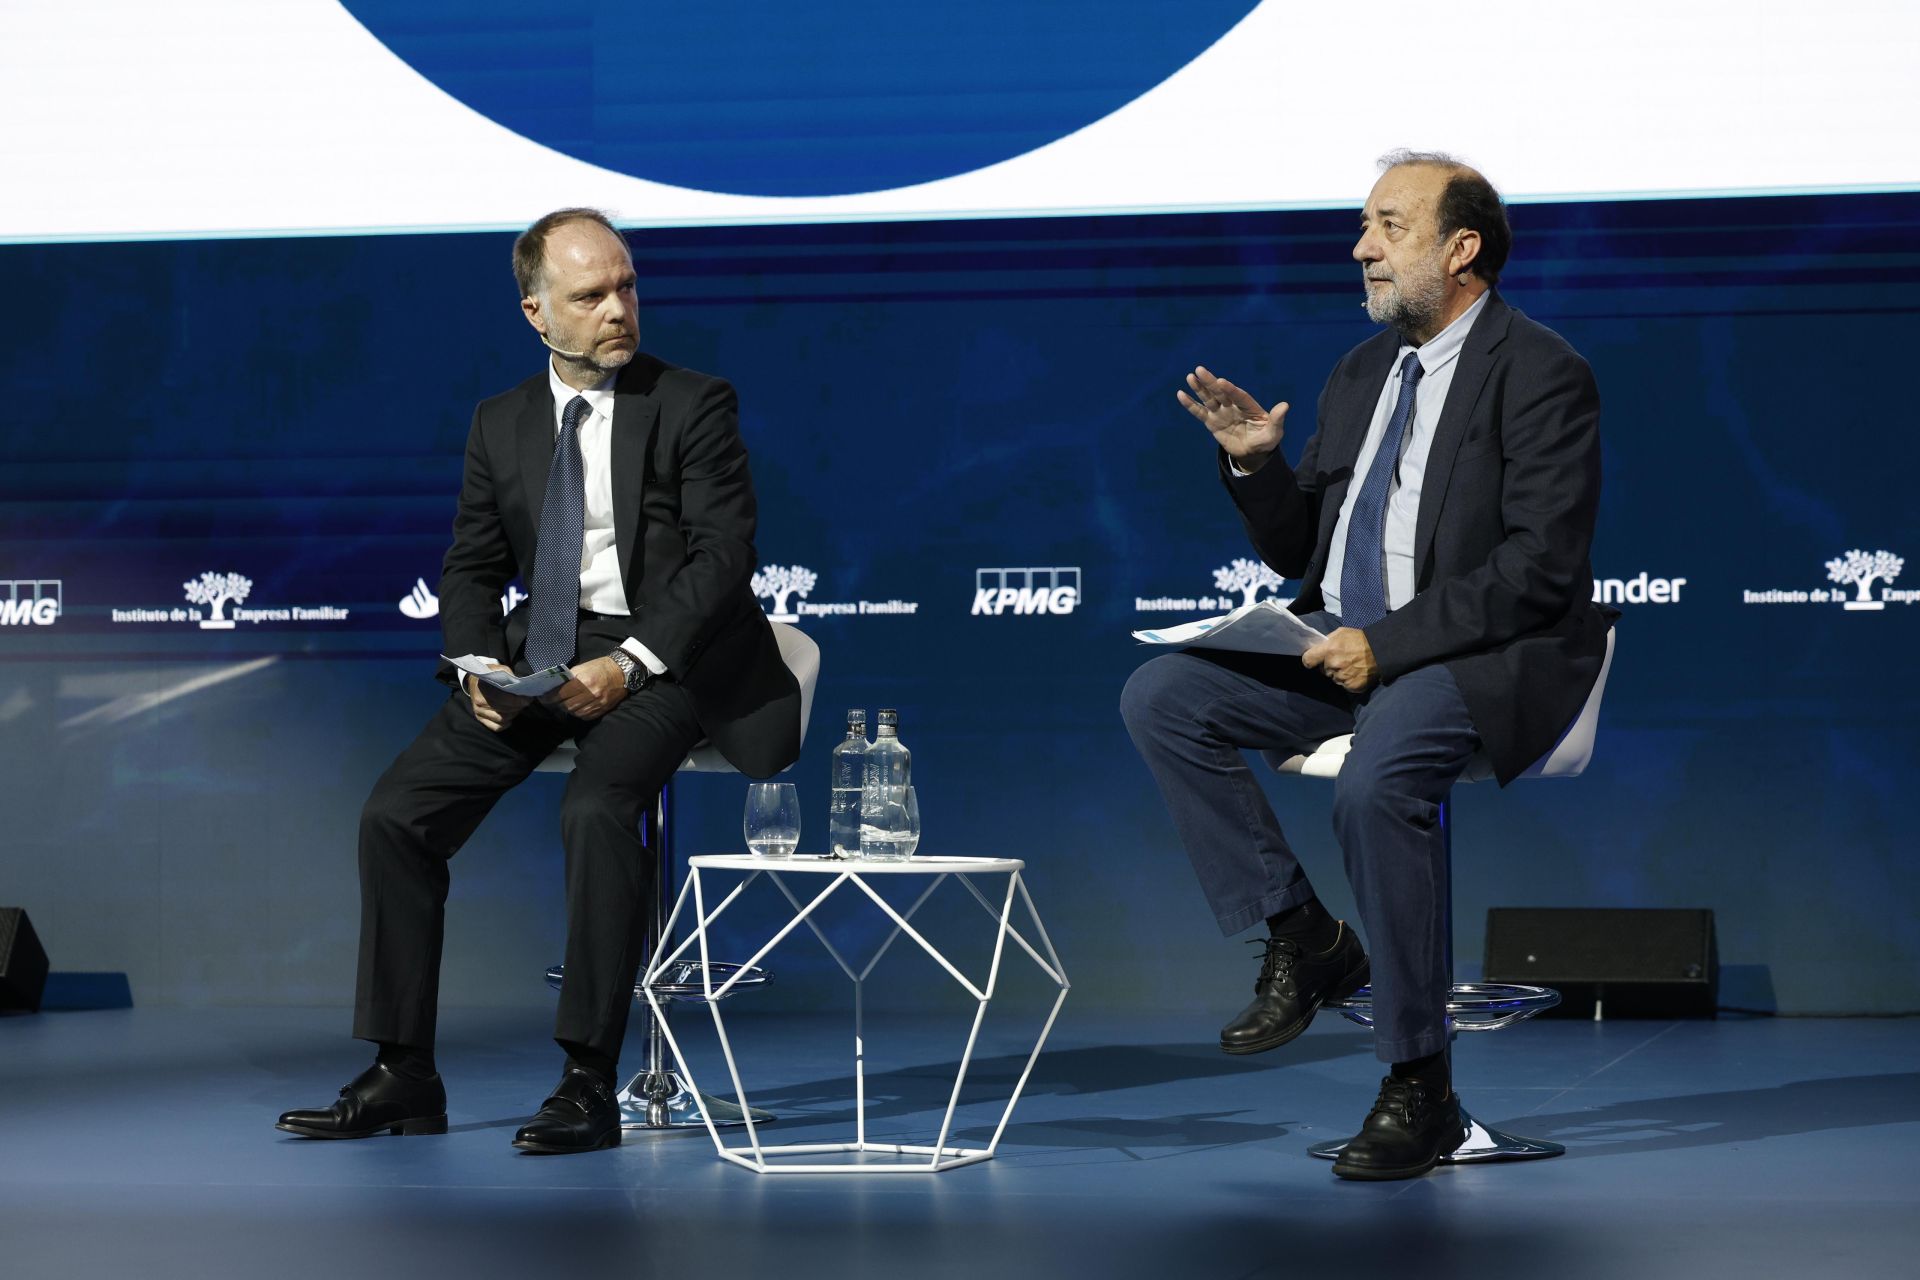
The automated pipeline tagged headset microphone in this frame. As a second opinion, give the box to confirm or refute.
[540,331,591,360]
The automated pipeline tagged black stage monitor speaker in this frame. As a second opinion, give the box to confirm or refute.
[1484,908,1717,1019]
[1,907,50,1013]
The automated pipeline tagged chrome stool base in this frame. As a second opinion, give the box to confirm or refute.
[619,1069,773,1130]
[546,964,775,1130]
[1309,983,1564,1165]
[1307,1103,1565,1164]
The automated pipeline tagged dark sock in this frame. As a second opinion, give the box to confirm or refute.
[1391,1050,1450,1095]
[377,1042,437,1081]
[561,1045,618,1087]
[1266,897,1340,952]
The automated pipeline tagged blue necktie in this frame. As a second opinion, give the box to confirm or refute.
[1339,351,1424,630]
[525,395,591,671]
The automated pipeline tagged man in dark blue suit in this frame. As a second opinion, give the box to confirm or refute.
[1122,152,1609,1179]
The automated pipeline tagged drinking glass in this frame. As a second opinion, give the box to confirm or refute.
[743,782,800,859]
[863,785,920,862]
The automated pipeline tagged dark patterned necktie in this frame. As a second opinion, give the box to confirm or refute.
[1338,351,1424,630]
[525,395,591,671]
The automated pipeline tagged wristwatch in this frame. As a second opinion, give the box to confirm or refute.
[608,647,651,693]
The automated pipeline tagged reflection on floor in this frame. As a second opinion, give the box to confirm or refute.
[3,1005,1917,1280]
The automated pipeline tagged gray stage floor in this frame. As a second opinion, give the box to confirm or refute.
[4,1004,1918,1279]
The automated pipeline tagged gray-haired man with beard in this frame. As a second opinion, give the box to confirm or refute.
[1121,152,1609,1179]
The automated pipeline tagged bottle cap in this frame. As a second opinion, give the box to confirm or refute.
[877,708,899,727]
[847,709,867,725]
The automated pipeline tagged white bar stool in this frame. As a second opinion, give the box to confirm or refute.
[539,620,820,1130]
[1268,629,1615,1164]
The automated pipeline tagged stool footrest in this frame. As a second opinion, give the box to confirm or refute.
[544,961,773,1003]
[1323,982,1560,1032]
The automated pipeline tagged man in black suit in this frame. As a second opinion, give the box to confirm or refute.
[1121,152,1609,1179]
[279,209,799,1154]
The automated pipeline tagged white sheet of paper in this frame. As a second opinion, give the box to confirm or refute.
[1131,599,1327,657]
[441,654,574,697]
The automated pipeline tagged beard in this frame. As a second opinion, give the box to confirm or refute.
[1363,247,1449,335]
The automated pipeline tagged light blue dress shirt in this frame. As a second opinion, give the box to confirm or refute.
[1319,291,1489,621]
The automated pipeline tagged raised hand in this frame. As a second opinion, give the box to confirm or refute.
[1177,366,1289,472]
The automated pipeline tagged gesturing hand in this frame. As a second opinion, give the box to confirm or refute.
[467,666,532,733]
[545,655,629,722]
[1177,366,1289,473]
[1302,627,1379,694]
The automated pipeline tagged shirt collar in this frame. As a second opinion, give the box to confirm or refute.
[1397,290,1489,378]
[547,359,618,429]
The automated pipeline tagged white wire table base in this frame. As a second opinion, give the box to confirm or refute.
[642,855,1070,1175]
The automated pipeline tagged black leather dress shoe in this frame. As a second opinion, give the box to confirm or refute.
[276,1062,448,1139]
[1218,923,1369,1055]
[511,1068,622,1154]
[1332,1076,1466,1180]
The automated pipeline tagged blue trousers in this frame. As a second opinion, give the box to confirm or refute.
[1119,612,1479,1062]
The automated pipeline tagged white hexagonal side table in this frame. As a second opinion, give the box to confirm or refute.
[644,855,1070,1174]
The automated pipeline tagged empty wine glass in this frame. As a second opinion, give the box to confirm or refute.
[743,782,800,859]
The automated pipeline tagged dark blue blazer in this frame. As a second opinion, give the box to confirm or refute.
[1222,293,1613,785]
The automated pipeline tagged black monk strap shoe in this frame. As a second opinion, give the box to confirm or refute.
[276,1062,448,1139]
[511,1067,622,1154]
[1332,1076,1467,1181]
[1218,923,1370,1055]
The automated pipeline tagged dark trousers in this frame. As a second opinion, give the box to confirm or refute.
[1118,611,1479,1062]
[352,614,704,1065]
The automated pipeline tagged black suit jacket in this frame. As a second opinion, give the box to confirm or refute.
[1222,293,1613,785]
[436,353,800,779]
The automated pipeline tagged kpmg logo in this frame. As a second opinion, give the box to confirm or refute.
[751,564,818,623]
[0,579,62,626]
[972,567,1080,617]
[184,571,252,630]
[1745,549,1913,610]
[1135,558,1290,614]
[752,563,917,619]
[397,577,528,620]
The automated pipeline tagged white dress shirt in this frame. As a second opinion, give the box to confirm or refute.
[533,362,666,676]
[1317,291,1489,621]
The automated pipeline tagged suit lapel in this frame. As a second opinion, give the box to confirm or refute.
[612,369,662,594]
[1412,293,1510,573]
[515,379,557,536]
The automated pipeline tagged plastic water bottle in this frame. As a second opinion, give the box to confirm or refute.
[860,709,912,860]
[828,710,869,859]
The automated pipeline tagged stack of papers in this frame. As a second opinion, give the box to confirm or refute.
[1131,599,1327,656]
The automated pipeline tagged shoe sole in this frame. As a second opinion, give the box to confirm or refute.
[511,1130,622,1155]
[1218,957,1371,1056]
[275,1115,448,1140]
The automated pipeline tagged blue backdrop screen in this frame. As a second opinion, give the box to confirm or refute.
[2,194,1916,1014]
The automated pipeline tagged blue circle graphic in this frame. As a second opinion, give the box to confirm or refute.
[342,1,1260,198]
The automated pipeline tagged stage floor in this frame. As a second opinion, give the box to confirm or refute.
[3,1004,1917,1279]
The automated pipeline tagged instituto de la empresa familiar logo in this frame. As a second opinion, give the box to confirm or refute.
[751,563,917,620]
[1136,558,1288,614]
[1745,549,1912,611]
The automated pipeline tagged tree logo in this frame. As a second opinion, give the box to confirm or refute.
[183,571,252,630]
[751,564,818,622]
[1825,549,1903,612]
[1213,558,1284,608]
